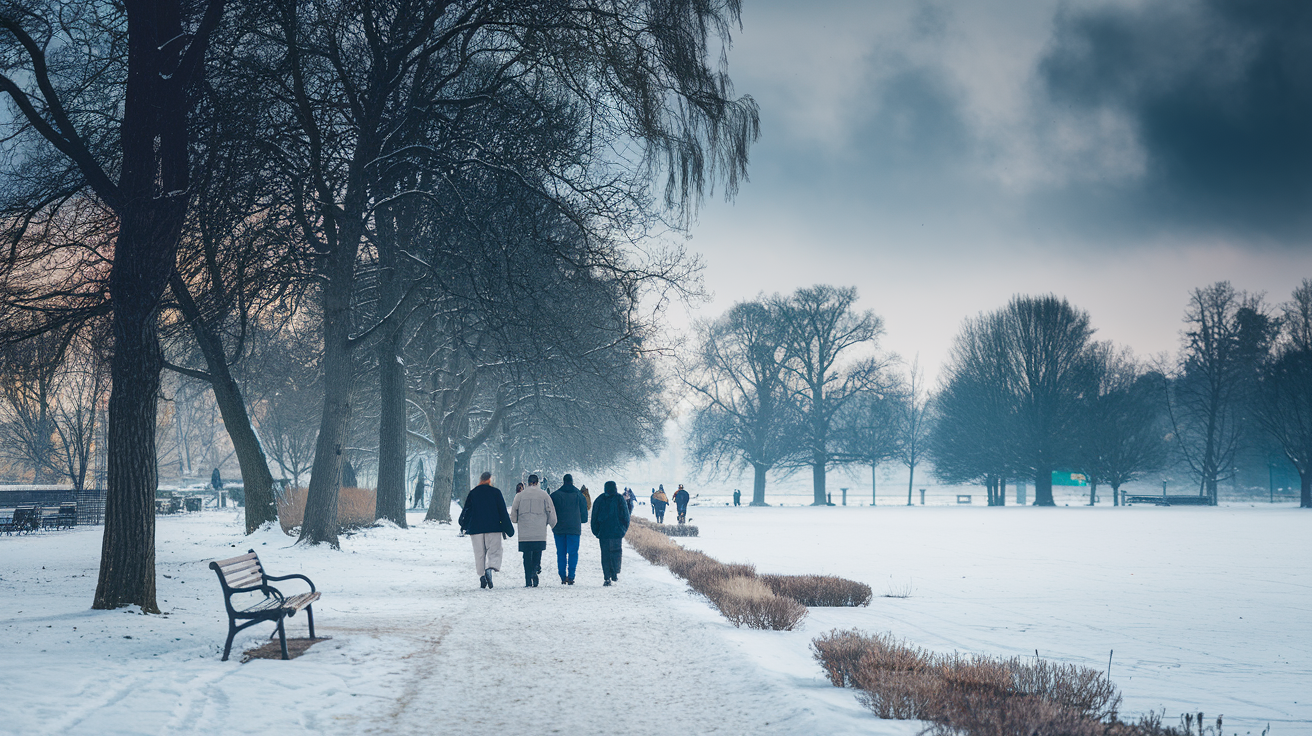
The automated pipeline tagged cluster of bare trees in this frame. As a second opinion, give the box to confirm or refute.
[0,0,758,611]
[932,283,1312,508]
[683,285,922,506]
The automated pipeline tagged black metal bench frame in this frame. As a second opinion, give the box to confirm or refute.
[209,549,320,661]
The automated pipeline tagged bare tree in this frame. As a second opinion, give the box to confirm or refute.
[1254,279,1312,508]
[777,285,891,505]
[685,299,798,506]
[899,359,931,506]
[1,0,226,611]
[833,380,903,506]
[1079,347,1166,505]
[1165,282,1275,504]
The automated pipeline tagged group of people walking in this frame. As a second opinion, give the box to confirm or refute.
[648,484,691,524]
[457,472,630,589]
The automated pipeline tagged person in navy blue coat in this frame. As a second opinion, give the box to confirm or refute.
[458,472,513,589]
[590,481,630,586]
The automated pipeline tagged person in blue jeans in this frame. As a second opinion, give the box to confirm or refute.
[549,474,588,584]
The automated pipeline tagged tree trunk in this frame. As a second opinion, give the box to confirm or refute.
[1089,480,1098,506]
[811,451,827,505]
[999,478,1007,506]
[453,450,472,503]
[375,331,408,527]
[870,463,877,506]
[94,0,195,611]
[1111,482,1121,507]
[1300,471,1310,508]
[299,307,355,546]
[425,439,456,521]
[906,463,915,506]
[168,275,277,533]
[750,461,769,506]
[1034,467,1056,506]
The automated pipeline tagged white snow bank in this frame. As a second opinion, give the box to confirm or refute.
[670,504,1312,734]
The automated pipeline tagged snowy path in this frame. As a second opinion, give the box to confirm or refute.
[0,510,906,736]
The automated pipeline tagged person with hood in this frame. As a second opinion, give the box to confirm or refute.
[623,487,637,514]
[650,486,669,522]
[549,473,589,584]
[580,485,592,512]
[590,480,631,586]
[510,474,556,587]
[458,471,513,589]
[674,484,691,524]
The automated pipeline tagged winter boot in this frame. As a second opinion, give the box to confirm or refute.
[603,579,612,586]
[567,576,575,585]
[480,575,488,589]
[485,568,494,589]
[561,575,569,585]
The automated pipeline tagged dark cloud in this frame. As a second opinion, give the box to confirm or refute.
[1039,0,1312,239]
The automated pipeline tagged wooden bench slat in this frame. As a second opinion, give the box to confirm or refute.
[214,552,258,568]
[225,571,264,589]
[219,559,263,577]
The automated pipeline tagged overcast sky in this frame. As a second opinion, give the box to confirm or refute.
[675,0,1312,381]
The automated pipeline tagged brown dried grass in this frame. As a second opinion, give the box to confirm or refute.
[276,486,377,534]
[631,516,701,537]
[812,628,1129,735]
[761,574,873,607]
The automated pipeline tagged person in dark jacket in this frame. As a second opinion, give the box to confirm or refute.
[650,488,668,523]
[732,489,741,507]
[674,484,691,524]
[458,471,513,589]
[623,487,637,514]
[549,473,589,584]
[590,480,631,586]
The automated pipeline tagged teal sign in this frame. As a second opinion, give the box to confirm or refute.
[1052,471,1088,486]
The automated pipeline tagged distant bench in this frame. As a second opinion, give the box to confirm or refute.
[1123,494,1213,507]
[210,550,321,661]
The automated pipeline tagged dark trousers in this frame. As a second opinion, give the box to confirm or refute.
[554,533,580,579]
[522,549,543,583]
[654,507,665,523]
[677,506,687,523]
[599,537,623,580]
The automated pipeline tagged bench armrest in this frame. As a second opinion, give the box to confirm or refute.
[264,572,317,593]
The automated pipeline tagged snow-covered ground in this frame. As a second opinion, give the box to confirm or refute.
[0,509,910,736]
[2,504,1305,735]
[673,504,1312,735]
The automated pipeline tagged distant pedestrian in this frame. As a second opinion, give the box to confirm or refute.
[458,471,514,589]
[550,474,589,584]
[414,473,427,509]
[733,489,741,507]
[580,485,592,512]
[674,485,690,524]
[650,487,669,523]
[510,474,556,587]
[590,480,630,586]
[515,482,525,494]
[623,487,637,514]
[211,467,223,491]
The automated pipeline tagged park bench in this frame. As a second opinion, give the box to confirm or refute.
[52,502,77,529]
[10,505,42,533]
[1124,494,1213,507]
[209,550,321,661]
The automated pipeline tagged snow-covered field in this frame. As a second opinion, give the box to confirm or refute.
[675,504,1311,735]
[1,504,1306,735]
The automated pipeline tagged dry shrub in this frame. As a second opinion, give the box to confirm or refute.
[630,516,699,537]
[814,628,1127,735]
[707,575,808,631]
[276,486,378,534]
[761,574,873,607]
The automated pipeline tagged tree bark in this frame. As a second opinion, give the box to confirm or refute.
[298,303,355,546]
[1034,467,1056,506]
[1300,471,1310,508]
[999,478,1007,505]
[750,461,768,506]
[906,463,915,506]
[375,330,408,526]
[811,451,827,505]
[425,438,457,521]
